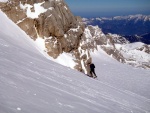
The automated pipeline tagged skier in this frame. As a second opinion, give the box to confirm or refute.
[88,63,97,78]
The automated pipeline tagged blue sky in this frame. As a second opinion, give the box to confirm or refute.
[65,0,150,18]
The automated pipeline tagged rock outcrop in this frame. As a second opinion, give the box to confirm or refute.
[0,0,88,73]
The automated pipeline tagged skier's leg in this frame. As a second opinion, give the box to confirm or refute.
[93,70,97,78]
[89,70,93,77]
[90,70,95,78]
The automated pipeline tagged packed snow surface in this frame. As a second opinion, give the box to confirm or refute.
[0,11,150,113]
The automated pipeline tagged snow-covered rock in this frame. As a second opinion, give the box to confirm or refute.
[115,42,150,68]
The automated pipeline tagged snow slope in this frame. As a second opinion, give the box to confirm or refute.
[0,11,150,113]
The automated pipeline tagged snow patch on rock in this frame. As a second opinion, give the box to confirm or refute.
[20,2,47,19]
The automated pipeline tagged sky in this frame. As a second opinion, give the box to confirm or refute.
[65,0,150,18]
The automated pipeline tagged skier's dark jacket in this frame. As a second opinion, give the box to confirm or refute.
[90,63,95,70]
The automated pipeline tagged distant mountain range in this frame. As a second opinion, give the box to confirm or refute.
[124,33,150,44]
[83,15,150,44]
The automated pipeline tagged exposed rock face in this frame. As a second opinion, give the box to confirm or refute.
[1,0,149,72]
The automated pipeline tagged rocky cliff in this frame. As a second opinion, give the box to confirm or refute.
[0,0,149,73]
[0,0,86,71]
[0,0,84,56]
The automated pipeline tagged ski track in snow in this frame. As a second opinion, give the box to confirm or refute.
[0,11,150,113]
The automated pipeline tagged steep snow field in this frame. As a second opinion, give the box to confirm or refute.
[0,11,150,113]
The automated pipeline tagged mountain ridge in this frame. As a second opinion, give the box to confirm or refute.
[0,0,149,71]
[83,14,150,44]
